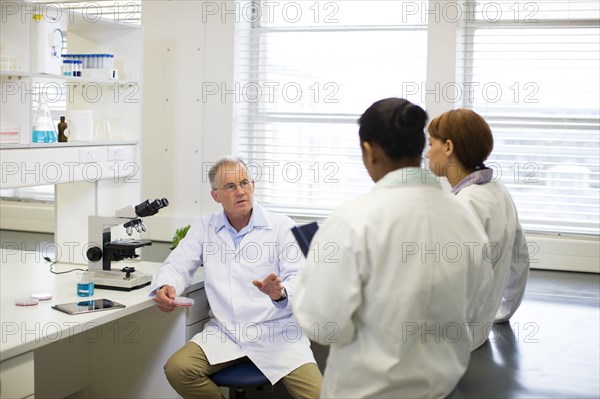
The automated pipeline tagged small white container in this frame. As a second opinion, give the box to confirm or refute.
[0,127,20,144]
[66,110,94,141]
[81,68,114,80]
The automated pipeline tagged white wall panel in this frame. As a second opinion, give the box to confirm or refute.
[142,1,234,241]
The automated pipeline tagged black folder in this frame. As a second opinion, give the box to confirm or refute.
[291,222,319,257]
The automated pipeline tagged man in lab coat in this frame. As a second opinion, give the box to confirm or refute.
[292,98,494,398]
[153,157,322,399]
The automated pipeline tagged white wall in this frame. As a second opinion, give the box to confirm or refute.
[141,0,235,241]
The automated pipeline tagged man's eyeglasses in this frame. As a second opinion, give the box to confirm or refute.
[215,179,253,193]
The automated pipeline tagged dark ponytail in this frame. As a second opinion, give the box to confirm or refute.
[359,98,428,160]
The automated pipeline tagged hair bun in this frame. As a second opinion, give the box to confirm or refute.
[401,104,427,128]
[389,102,427,134]
[359,97,428,160]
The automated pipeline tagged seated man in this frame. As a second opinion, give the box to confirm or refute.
[153,156,322,399]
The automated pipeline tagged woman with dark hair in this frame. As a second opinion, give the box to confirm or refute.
[293,98,493,398]
[426,108,530,350]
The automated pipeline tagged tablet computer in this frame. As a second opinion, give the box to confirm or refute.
[52,299,126,315]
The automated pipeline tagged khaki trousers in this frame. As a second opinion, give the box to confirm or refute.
[164,342,323,399]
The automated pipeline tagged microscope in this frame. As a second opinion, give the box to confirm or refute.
[86,198,168,290]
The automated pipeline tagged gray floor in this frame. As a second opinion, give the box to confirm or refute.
[451,270,600,399]
[1,230,599,398]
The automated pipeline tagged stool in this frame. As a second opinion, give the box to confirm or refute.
[210,362,270,399]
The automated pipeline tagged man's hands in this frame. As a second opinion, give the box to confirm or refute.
[154,285,177,312]
[156,275,284,313]
[252,272,285,301]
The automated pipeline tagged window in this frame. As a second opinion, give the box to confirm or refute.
[234,1,428,219]
[236,0,600,236]
[460,0,600,235]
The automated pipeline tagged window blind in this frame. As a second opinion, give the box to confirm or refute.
[234,0,428,219]
[460,0,600,235]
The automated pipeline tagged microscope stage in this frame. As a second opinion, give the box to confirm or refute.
[92,269,153,291]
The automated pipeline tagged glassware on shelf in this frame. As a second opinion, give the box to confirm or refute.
[57,116,68,142]
[73,60,82,77]
[32,101,57,143]
[61,53,117,79]
[94,111,112,141]
[62,59,73,76]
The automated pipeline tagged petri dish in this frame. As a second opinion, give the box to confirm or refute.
[173,296,194,307]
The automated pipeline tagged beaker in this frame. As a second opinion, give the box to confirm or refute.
[94,111,112,141]
[32,101,57,143]
[77,271,95,297]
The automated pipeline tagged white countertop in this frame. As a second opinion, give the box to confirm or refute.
[0,250,204,362]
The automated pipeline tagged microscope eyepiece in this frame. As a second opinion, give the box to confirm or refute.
[135,198,169,217]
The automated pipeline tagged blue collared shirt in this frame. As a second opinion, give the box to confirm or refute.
[213,204,269,248]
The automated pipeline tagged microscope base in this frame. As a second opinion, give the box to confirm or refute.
[93,270,153,291]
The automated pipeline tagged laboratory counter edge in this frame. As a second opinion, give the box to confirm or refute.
[1,253,204,361]
[0,250,206,399]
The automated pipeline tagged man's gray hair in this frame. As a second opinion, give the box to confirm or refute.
[208,156,249,189]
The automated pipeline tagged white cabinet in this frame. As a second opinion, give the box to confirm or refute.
[0,1,142,187]
[0,352,34,399]
[186,286,211,341]
[83,286,210,399]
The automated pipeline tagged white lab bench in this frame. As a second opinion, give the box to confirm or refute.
[0,250,208,399]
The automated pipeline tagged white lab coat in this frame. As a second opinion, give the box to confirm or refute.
[154,203,316,384]
[292,168,494,399]
[456,177,530,338]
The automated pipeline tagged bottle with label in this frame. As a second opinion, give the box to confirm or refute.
[58,116,68,142]
[32,102,57,143]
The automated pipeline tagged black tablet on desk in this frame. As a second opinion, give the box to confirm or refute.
[52,299,126,315]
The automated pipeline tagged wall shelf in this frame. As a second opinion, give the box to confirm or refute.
[1,140,137,150]
[1,2,142,188]
[1,70,138,85]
